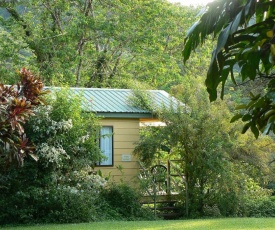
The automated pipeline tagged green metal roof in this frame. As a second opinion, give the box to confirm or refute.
[48,87,181,118]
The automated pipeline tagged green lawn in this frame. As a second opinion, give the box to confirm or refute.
[2,218,275,230]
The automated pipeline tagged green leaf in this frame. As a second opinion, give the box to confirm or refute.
[263,122,272,135]
[230,114,243,123]
[235,104,247,110]
[214,24,231,58]
[183,40,192,63]
[206,57,220,102]
[242,114,252,122]
[267,114,275,124]
[230,10,243,34]
[250,123,259,139]
[185,20,200,39]
[242,122,251,134]
[263,114,275,135]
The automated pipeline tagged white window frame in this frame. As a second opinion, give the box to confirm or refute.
[98,126,113,166]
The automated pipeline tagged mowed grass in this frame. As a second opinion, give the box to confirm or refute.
[2,218,275,230]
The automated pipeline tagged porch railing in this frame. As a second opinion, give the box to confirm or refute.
[138,160,187,217]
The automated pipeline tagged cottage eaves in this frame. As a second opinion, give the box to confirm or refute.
[47,87,181,119]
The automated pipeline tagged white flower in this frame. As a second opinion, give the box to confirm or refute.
[37,143,70,168]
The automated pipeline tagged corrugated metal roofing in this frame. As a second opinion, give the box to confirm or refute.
[47,87,181,118]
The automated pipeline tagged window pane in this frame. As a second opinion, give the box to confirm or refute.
[100,126,113,165]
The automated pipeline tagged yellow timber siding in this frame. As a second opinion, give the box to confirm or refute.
[96,118,140,184]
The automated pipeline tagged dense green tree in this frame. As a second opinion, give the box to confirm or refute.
[0,1,198,88]
[0,26,37,84]
[183,0,275,137]
[134,76,275,217]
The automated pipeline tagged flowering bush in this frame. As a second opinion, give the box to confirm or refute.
[25,88,102,170]
[31,105,73,135]
[0,88,109,224]
[0,87,153,224]
[27,105,73,168]
[36,143,70,168]
[70,169,107,190]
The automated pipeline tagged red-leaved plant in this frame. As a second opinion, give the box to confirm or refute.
[0,68,48,167]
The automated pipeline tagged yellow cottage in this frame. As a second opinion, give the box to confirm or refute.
[70,88,177,183]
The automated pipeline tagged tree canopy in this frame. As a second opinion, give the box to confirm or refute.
[133,75,275,217]
[0,0,197,89]
[183,0,275,137]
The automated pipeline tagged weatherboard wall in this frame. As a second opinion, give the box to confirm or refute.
[96,118,140,183]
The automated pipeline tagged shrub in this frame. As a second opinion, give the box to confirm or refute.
[100,183,154,220]
[244,196,275,217]
[0,68,46,166]
[203,204,222,217]
[0,185,101,224]
[0,166,108,224]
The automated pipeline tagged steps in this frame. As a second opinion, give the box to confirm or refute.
[155,202,182,219]
[140,194,182,219]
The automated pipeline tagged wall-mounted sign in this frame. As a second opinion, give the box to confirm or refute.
[122,154,131,162]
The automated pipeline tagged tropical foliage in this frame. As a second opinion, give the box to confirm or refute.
[0,68,46,167]
[133,76,275,217]
[0,87,153,224]
[1,0,275,224]
[183,0,275,137]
